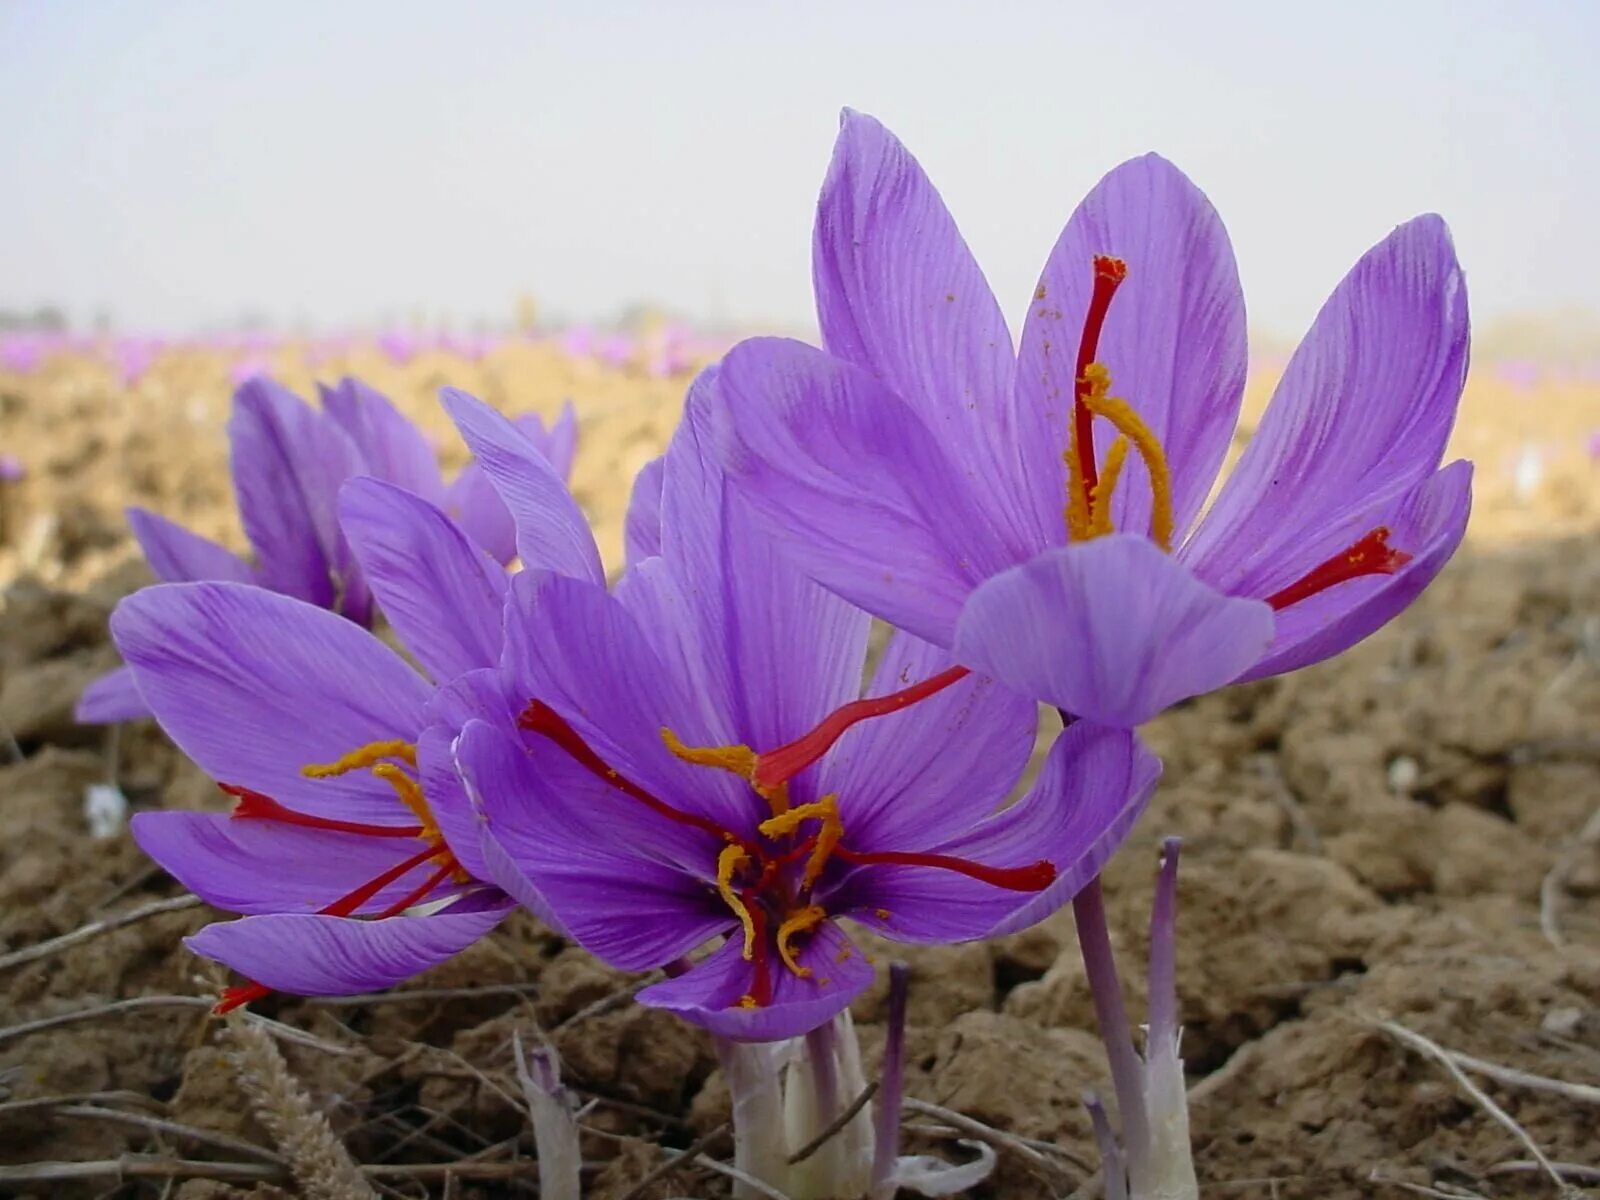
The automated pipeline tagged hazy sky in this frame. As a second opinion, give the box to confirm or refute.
[2,1,1596,339]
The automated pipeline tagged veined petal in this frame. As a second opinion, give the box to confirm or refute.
[663,367,869,751]
[76,666,151,724]
[624,455,666,568]
[127,508,255,585]
[319,377,446,505]
[635,920,874,1042]
[1243,460,1472,681]
[828,723,1157,941]
[813,110,1035,544]
[715,337,1023,648]
[953,536,1274,727]
[339,479,508,682]
[444,462,518,565]
[456,719,729,969]
[186,902,510,997]
[819,632,1034,852]
[111,583,433,823]
[442,389,603,584]
[515,399,578,482]
[1184,215,1469,595]
[416,724,491,882]
[1016,154,1247,546]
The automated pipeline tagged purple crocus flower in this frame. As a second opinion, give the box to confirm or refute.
[77,376,577,724]
[449,370,1159,1041]
[710,111,1473,765]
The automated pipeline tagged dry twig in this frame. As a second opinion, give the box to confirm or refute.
[0,895,201,973]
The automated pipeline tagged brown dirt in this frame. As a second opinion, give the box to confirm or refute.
[0,345,1596,1198]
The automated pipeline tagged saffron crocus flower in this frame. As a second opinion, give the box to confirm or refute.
[451,370,1160,1041]
[711,111,1472,749]
[77,377,577,723]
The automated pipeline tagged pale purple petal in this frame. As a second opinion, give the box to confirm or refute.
[416,724,491,882]
[339,479,508,682]
[445,462,518,565]
[1242,460,1472,681]
[1016,154,1246,545]
[635,921,874,1042]
[1184,215,1469,595]
[624,455,665,568]
[953,536,1274,727]
[442,389,603,584]
[112,583,432,823]
[833,724,1159,941]
[515,400,578,481]
[813,110,1037,546]
[76,666,151,724]
[319,377,446,505]
[127,508,255,585]
[715,337,1024,647]
[819,632,1034,851]
[186,903,510,996]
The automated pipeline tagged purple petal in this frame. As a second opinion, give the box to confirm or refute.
[813,110,1037,546]
[319,377,446,505]
[186,902,510,996]
[663,367,869,751]
[635,920,874,1042]
[501,571,756,840]
[339,479,508,682]
[832,732,1152,942]
[444,462,518,565]
[515,400,578,481]
[76,666,151,724]
[624,455,665,568]
[131,810,446,916]
[424,666,521,734]
[715,337,1024,647]
[819,632,1034,851]
[1016,154,1246,546]
[127,508,255,585]
[1243,460,1472,681]
[1184,215,1469,595]
[111,582,432,823]
[953,536,1274,727]
[442,388,603,584]
[455,719,728,968]
[416,724,491,882]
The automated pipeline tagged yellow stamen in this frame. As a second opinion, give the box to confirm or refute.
[775,905,827,978]
[1088,435,1130,539]
[1080,386,1175,551]
[716,845,758,960]
[661,727,787,815]
[302,739,417,778]
[758,795,843,891]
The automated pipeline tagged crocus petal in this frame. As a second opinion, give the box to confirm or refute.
[663,367,869,750]
[111,582,432,823]
[813,110,1037,546]
[624,455,665,568]
[424,666,521,734]
[831,723,1159,941]
[442,388,603,585]
[339,479,508,682]
[501,571,756,839]
[455,719,729,969]
[1184,215,1469,596]
[127,508,255,585]
[820,632,1034,851]
[131,811,444,916]
[444,462,518,565]
[229,378,367,613]
[416,724,491,882]
[635,920,874,1042]
[1243,460,1472,681]
[1016,154,1247,545]
[516,399,578,481]
[75,666,151,724]
[715,337,1023,647]
[953,536,1274,727]
[319,378,446,505]
[186,903,510,996]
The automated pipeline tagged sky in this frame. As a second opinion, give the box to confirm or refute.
[1,1,1596,340]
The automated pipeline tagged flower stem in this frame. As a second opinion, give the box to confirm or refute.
[871,961,911,1199]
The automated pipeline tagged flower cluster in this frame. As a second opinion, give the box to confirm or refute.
[95,112,1471,1198]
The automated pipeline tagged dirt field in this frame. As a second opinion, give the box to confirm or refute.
[0,339,1596,1198]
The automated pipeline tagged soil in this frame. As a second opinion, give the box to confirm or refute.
[0,343,1596,1199]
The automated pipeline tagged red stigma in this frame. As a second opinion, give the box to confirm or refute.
[744,895,774,1008]
[214,981,273,1015]
[223,784,423,838]
[834,846,1056,891]
[751,665,971,790]
[1266,526,1414,611]
[1071,255,1128,507]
